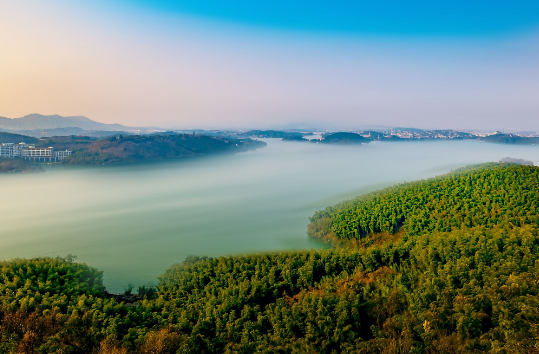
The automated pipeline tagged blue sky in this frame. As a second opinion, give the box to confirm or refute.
[1,1,538,130]
[119,0,539,36]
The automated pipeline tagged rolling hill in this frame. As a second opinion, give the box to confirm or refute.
[0,131,39,144]
[0,114,135,132]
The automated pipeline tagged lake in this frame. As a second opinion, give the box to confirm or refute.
[1,139,538,292]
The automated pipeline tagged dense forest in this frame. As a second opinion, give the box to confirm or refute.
[0,132,266,167]
[50,134,266,165]
[1,163,539,353]
[308,163,539,243]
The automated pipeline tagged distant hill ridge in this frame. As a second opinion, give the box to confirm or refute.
[0,114,133,132]
[0,132,39,144]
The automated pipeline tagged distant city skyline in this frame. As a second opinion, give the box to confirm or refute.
[1,1,538,130]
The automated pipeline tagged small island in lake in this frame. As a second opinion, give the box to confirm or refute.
[318,132,370,144]
[281,135,309,142]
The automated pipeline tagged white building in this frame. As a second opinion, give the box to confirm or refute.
[54,150,72,161]
[1,141,72,162]
[0,143,29,158]
[22,147,55,162]
[0,143,15,158]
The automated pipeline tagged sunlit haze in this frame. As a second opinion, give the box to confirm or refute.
[1,0,538,130]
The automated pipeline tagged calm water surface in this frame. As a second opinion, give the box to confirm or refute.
[1,139,538,292]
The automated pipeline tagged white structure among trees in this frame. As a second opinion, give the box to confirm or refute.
[0,142,71,162]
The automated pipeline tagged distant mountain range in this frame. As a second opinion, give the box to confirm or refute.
[8,127,132,139]
[0,114,143,132]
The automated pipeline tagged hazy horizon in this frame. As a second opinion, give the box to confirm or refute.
[1,1,538,131]
[0,112,537,133]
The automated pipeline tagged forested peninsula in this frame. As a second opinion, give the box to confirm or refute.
[60,134,266,165]
[2,163,539,353]
[0,132,266,170]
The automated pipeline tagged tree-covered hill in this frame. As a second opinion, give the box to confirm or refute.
[0,131,39,144]
[480,133,539,145]
[2,163,539,353]
[2,227,539,353]
[61,134,266,165]
[282,135,309,142]
[35,135,99,151]
[319,132,370,144]
[1,133,266,168]
[308,163,539,243]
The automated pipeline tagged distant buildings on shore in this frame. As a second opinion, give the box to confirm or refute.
[0,142,72,162]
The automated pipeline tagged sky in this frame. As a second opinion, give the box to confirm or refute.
[0,0,538,130]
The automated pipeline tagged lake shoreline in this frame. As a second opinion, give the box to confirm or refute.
[1,139,538,292]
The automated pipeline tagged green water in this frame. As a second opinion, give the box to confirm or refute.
[1,139,537,292]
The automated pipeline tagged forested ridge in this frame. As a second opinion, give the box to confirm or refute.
[308,163,539,243]
[62,134,266,165]
[1,163,539,353]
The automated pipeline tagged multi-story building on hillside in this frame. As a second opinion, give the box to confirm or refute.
[22,146,55,162]
[1,142,72,162]
[0,143,17,158]
[54,150,72,161]
[0,143,29,158]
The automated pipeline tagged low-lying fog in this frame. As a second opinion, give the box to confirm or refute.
[1,139,537,292]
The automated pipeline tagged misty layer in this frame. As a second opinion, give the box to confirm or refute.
[2,163,539,353]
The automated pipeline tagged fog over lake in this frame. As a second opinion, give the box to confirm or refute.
[1,139,538,292]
